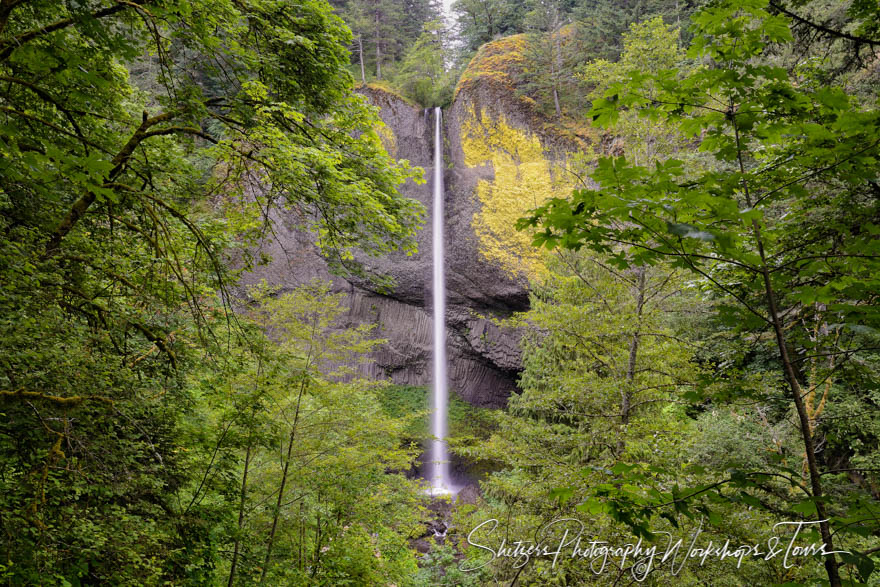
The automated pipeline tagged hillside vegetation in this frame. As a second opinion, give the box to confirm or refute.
[1,0,879,585]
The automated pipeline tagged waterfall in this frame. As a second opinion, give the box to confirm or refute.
[430,107,451,495]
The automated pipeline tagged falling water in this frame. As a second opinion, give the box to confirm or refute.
[430,107,451,495]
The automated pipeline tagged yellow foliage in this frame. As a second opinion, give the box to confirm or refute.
[455,34,528,98]
[376,122,397,157]
[460,106,572,278]
[455,33,597,147]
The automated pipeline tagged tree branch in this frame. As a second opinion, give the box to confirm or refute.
[768,1,880,48]
[0,1,143,62]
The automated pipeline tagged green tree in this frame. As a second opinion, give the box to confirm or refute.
[344,0,404,80]
[452,250,702,583]
[520,0,880,583]
[519,0,572,118]
[333,0,441,81]
[576,16,708,170]
[393,21,455,106]
[768,0,880,82]
[452,0,528,52]
[571,0,697,61]
[0,0,422,582]
[191,282,423,586]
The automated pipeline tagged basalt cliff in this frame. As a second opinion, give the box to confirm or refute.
[239,35,593,407]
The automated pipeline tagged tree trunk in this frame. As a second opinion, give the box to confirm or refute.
[260,429,295,584]
[227,438,253,587]
[311,510,322,578]
[618,267,645,456]
[757,239,842,587]
[374,11,382,80]
[553,87,562,118]
[553,22,563,118]
[358,35,366,84]
[732,118,842,587]
[298,502,304,571]
[486,7,494,40]
[259,344,313,584]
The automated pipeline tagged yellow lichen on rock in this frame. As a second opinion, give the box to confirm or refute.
[354,83,402,157]
[461,106,571,278]
[375,122,397,157]
[454,34,528,99]
[454,32,596,151]
[359,81,418,107]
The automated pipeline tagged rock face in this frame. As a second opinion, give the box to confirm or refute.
[239,60,589,407]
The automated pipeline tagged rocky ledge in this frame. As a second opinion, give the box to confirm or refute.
[237,62,590,407]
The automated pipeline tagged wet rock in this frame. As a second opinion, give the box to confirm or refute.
[412,538,433,555]
[455,483,482,506]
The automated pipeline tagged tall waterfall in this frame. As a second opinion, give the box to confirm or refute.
[430,107,451,495]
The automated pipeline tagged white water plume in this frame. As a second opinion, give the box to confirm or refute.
[429,106,451,496]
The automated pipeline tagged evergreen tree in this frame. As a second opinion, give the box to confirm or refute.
[517,0,582,118]
[333,0,442,81]
[393,21,456,106]
[572,0,699,61]
[452,0,528,52]
[521,0,568,118]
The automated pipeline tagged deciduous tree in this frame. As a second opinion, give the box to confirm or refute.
[520,0,880,583]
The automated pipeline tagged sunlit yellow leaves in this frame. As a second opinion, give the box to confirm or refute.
[461,106,572,278]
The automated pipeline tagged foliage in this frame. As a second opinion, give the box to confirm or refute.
[578,16,686,111]
[571,0,700,61]
[452,0,530,53]
[331,0,442,82]
[576,16,713,174]
[770,0,880,87]
[517,23,584,120]
[460,105,574,278]
[520,0,880,583]
[392,21,458,107]
[451,0,698,66]
[452,249,708,583]
[4,0,880,584]
[414,541,489,586]
[195,282,425,586]
[0,0,424,582]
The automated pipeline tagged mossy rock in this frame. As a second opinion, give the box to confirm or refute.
[454,33,597,149]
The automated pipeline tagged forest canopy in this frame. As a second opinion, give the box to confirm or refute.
[0,0,425,582]
[1,0,879,585]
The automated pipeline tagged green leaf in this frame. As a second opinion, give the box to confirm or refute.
[790,500,817,516]
[549,487,574,504]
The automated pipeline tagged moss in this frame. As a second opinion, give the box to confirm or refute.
[356,81,418,108]
[460,106,573,278]
[377,384,495,443]
[354,83,407,157]
[454,34,528,100]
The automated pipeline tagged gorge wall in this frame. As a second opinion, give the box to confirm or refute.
[239,37,592,408]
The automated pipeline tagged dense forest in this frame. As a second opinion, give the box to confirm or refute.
[1,0,879,585]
